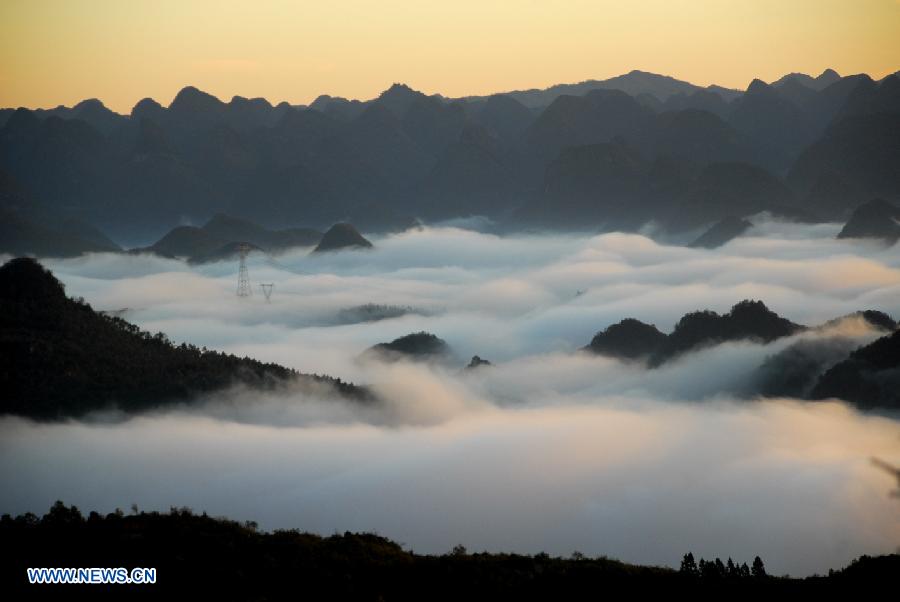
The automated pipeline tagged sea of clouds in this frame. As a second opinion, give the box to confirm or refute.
[1,218,899,576]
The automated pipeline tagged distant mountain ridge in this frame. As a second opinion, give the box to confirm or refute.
[135,213,323,262]
[2,67,898,240]
[458,70,743,108]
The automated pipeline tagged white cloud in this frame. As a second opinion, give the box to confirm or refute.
[4,219,900,577]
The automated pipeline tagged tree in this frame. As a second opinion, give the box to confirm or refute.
[700,558,721,579]
[714,558,726,578]
[680,552,698,576]
[42,501,83,526]
[450,544,467,556]
[752,556,767,578]
[726,557,737,577]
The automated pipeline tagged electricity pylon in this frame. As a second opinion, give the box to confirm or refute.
[236,243,252,297]
[260,283,274,302]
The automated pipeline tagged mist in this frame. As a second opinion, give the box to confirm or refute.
[2,218,899,576]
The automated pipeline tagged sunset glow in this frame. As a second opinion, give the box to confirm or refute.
[2,0,899,112]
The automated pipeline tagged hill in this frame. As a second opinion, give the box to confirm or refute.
[810,329,900,409]
[836,199,900,244]
[652,300,803,365]
[0,209,121,257]
[787,76,900,216]
[752,310,897,398]
[584,300,803,366]
[586,318,668,360]
[363,332,451,362]
[0,169,121,257]
[137,214,323,261]
[1,502,896,599]
[463,69,740,108]
[666,162,797,232]
[202,213,322,250]
[312,223,373,253]
[689,216,753,248]
[0,257,366,418]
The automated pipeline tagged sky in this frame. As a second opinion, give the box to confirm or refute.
[1,0,899,113]
[2,219,899,576]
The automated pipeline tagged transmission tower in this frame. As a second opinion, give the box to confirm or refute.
[236,243,252,297]
[259,283,274,302]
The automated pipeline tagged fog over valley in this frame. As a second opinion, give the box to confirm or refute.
[2,219,898,577]
[5,2,900,594]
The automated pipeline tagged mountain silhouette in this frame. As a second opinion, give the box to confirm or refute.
[363,332,451,362]
[689,216,753,248]
[465,69,739,109]
[2,70,898,239]
[771,68,841,92]
[836,199,900,244]
[584,300,803,366]
[312,223,373,252]
[517,141,650,229]
[586,318,668,360]
[0,209,120,258]
[754,310,897,398]
[136,214,322,261]
[811,328,900,409]
[728,79,815,170]
[666,162,796,231]
[526,89,656,160]
[788,76,900,212]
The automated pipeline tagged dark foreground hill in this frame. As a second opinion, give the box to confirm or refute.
[1,502,895,600]
[0,257,367,418]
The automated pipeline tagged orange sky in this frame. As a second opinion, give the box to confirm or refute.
[1,0,898,114]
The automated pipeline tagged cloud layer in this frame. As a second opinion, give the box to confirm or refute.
[2,219,899,576]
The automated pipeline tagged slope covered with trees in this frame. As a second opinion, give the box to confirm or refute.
[363,331,451,362]
[0,257,367,418]
[1,502,895,599]
[810,329,900,409]
[585,300,803,365]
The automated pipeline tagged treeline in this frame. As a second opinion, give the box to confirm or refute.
[1,502,896,599]
[679,551,766,580]
[0,257,369,419]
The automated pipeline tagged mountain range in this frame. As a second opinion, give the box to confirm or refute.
[1,68,898,244]
[135,213,323,262]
